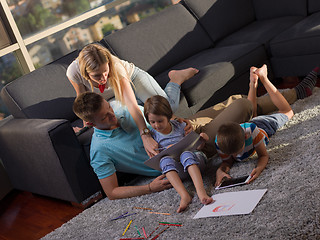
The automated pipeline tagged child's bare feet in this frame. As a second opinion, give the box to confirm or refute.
[254,64,268,82]
[198,192,214,205]
[168,68,199,85]
[250,66,259,89]
[177,193,192,213]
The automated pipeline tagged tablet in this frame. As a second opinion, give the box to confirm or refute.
[215,175,251,190]
[144,131,203,171]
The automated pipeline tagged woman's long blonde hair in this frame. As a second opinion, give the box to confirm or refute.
[78,43,130,104]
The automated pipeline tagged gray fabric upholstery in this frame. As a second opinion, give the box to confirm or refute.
[0,118,100,202]
[155,43,267,117]
[271,54,320,77]
[1,52,78,121]
[308,0,320,14]
[216,16,304,51]
[101,4,213,77]
[270,12,320,57]
[183,0,255,43]
[253,0,307,20]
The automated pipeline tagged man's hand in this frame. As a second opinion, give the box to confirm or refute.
[141,134,159,157]
[215,168,231,187]
[149,175,172,192]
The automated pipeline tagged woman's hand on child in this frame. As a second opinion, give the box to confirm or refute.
[141,134,159,157]
[149,175,172,192]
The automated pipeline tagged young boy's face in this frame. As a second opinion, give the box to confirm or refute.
[231,143,245,158]
[148,113,171,134]
[92,99,118,130]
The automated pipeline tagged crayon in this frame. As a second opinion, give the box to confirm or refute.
[122,220,132,236]
[148,211,171,216]
[151,226,170,240]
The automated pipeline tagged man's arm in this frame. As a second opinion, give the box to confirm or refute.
[100,172,172,200]
[215,157,235,186]
[248,143,269,183]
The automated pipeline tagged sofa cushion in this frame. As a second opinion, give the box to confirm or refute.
[270,12,320,58]
[1,58,77,121]
[253,0,307,20]
[308,0,320,14]
[183,0,255,42]
[155,43,267,114]
[216,16,304,51]
[101,4,213,77]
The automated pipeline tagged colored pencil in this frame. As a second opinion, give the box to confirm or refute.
[119,238,145,240]
[159,223,182,227]
[112,212,137,221]
[134,225,141,236]
[111,212,128,221]
[142,227,147,238]
[148,211,171,216]
[133,207,153,210]
[159,221,182,225]
[122,220,132,236]
[151,226,170,240]
[146,226,159,239]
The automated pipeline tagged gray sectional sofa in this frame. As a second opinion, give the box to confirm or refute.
[0,0,319,205]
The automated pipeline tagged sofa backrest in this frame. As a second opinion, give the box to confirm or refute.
[308,0,320,14]
[183,0,255,43]
[253,0,307,20]
[101,3,213,77]
[1,50,79,121]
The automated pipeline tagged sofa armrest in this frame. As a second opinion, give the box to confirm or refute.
[0,118,101,203]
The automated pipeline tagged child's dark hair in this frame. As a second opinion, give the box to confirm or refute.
[216,122,245,154]
[73,92,104,123]
[144,95,173,123]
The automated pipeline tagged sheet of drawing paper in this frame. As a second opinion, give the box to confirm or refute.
[193,189,267,219]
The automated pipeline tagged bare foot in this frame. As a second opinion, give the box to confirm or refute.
[168,68,199,85]
[250,66,259,89]
[255,64,268,82]
[198,192,214,205]
[177,194,192,213]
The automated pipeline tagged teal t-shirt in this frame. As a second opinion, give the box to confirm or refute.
[90,104,161,179]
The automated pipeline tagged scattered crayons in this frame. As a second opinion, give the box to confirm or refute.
[159,221,182,225]
[119,238,145,240]
[142,227,147,238]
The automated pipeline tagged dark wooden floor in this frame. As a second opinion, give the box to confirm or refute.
[0,190,83,240]
[1,76,318,240]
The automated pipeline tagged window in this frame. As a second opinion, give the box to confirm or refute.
[0,0,177,118]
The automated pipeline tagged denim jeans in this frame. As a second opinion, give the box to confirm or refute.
[131,66,181,112]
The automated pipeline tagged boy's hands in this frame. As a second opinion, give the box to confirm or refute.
[149,175,172,192]
[248,166,264,183]
[215,168,231,187]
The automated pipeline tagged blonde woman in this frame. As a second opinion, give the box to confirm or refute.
[67,43,198,156]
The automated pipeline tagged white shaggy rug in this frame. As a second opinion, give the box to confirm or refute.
[42,88,320,240]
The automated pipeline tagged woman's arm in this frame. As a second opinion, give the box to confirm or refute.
[121,77,158,157]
